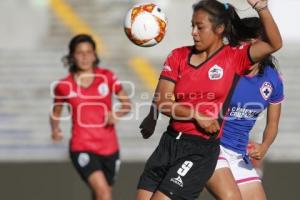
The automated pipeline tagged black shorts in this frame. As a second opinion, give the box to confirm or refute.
[137,129,220,200]
[70,151,120,186]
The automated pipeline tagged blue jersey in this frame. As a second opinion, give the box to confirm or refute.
[221,66,284,155]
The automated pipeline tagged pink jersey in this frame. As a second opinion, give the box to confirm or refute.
[160,44,253,139]
[54,67,122,155]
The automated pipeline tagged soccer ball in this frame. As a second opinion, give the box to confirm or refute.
[124,3,167,47]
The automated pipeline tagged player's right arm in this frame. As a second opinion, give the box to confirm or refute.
[50,104,64,141]
[50,81,67,142]
[154,79,220,134]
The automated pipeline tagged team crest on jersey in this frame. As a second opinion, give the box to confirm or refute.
[98,83,109,97]
[260,82,273,100]
[208,65,223,80]
[78,153,90,167]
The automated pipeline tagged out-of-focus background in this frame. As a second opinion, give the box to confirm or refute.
[0,0,299,199]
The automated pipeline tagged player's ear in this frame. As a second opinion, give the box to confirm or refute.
[215,24,225,35]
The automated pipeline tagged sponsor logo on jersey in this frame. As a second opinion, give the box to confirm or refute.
[78,153,90,167]
[208,65,223,80]
[170,176,183,187]
[163,65,172,72]
[98,83,109,97]
[260,82,273,100]
[229,106,260,119]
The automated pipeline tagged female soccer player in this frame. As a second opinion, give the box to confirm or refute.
[136,0,282,200]
[205,17,284,200]
[50,34,131,200]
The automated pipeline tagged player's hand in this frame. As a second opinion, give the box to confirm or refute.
[106,112,118,126]
[139,113,158,139]
[51,128,63,142]
[194,114,220,134]
[247,0,268,10]
[248,142,268,160]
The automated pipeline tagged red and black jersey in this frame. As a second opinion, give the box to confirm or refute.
[54,67,122,155]
[160,44,253,139]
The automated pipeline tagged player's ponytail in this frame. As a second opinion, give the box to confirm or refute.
[62,34,100,73]
[241,17,279,75]
[224,4,256,46]
[193,0,255,46]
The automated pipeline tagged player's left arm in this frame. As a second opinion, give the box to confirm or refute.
[107,90,132,125]
[249,103,281,160]
[247,0,282,63]
[115,89,132,117]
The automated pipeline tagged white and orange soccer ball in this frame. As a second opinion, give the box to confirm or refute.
[124,3,167,47]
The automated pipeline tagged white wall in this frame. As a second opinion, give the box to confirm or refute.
[0,0,49,50]
[270,0,300,42]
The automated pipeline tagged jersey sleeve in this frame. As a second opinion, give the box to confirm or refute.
[231,44,254,75]
[53,80,71,103]
[159,49,180,83]
[269,73,284,104]
[109,71,123,94]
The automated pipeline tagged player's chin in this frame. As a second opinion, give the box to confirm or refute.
[193,43,205,52]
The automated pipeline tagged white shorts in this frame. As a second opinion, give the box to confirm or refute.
[215,145,261,185]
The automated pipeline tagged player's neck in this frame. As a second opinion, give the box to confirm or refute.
[193,42,224,58]
[76,68,94,76]
[206,42,224,58]
[190,42,224,66]
[74,68,95,87]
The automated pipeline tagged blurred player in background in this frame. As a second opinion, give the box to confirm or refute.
[50,34,131,200]
[206,17,284,200]
[137,0,282,199]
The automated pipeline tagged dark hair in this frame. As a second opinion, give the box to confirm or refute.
[62,34,100,73]
[192,0,255,46]
[241,17,278,75]
[241,17,266,41]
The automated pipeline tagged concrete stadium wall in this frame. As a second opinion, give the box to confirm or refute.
[0,0,49,50]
